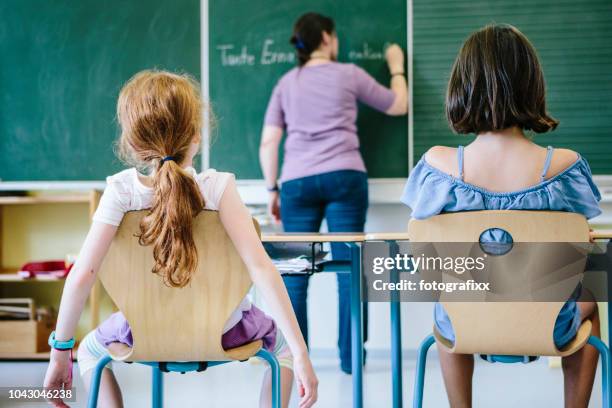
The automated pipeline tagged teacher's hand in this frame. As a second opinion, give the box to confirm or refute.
[385,43,405,74]
[268,191,281,224]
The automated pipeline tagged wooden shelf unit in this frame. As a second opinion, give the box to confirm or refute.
[0,190,101,359]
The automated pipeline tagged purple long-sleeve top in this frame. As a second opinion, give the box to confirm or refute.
[264,62,396,182]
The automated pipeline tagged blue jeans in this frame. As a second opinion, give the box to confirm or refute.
[280,170,369,371]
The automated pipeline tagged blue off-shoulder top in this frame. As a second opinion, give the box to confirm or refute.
[401,146,602,348]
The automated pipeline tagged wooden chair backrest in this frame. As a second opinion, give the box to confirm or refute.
[98,210,257,362]
[408,210,590,356]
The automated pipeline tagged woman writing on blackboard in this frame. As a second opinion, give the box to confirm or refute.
[259,12,408,374]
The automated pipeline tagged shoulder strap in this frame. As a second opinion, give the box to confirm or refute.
[457,146,465,181]
[541,146,554,181]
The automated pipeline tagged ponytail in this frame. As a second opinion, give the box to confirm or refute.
[138,160,204,287]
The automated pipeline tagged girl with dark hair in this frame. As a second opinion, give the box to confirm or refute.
[401,24,601,406]
[259,12,408,374]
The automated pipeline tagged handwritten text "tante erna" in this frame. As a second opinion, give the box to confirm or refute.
[216,40,389,67]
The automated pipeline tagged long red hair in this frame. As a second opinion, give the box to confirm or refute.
[116,70,205,288]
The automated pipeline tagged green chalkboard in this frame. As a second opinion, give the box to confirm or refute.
[209,0,408,179]
[413,0,612,174]
[0,0,200,181]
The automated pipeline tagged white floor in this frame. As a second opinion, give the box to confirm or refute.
[0,352,603,407]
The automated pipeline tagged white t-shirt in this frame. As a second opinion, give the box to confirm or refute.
[93,166,251,332]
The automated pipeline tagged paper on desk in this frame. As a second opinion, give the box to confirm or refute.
[272,255,312,274]
[265,242,329,274]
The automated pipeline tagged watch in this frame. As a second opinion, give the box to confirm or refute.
[266,184,279,193]
[48,331,75,350]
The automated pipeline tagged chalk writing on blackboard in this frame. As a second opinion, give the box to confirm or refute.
[217,40,388,67]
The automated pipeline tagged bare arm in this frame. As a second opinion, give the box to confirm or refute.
[219,178,318,406]
[385,44,408,116]
[259,125,283,190]
[44,222,117,405]
[54,222,118,342]
[386,75,408,116]
[259,125,284,223]
[219,178,305,356]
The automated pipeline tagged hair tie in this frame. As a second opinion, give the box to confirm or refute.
[161,156,176,164]
[295,35,305,50]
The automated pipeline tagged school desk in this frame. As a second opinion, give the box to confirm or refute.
[365,229,612,408]
[261,233,367,408]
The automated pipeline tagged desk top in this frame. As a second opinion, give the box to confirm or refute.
[262,229,612,243]
[365,230,612,241]
[261,233,365,243]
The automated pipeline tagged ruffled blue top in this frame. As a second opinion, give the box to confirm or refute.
[401,146,601,348]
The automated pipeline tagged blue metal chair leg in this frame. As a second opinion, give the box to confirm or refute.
[87,354,113,408]
[389,241,403,408]
[413,335,436,408]
[348,242,364,408]
[588,336,612,408]
[255,348,282,408]
[152,365,163,408]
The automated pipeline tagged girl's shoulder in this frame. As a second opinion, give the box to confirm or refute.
[104,168,143,198]
[544,148,579,179]
[401,151,601,220]
[423,145,460,178]
[106,167,138,184]
[194,168,236,211]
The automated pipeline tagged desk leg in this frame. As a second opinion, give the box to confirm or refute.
[389,241,403,408]
[349,242,363,408]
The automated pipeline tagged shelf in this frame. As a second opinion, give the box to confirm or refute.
[0,269,66,282]
[0,194,92,205]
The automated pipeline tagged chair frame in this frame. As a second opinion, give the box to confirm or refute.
[87,348,281,408]
[409,211,612,407]
[86,210,282,407]
[412,333,611,408]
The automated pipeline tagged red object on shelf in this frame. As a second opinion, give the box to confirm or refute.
[18,261,72,279]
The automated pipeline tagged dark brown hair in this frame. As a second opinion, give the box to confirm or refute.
[290,12,335,66]
[117,70,205,288]
[445,24,559,134]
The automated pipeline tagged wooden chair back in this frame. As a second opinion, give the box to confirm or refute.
[408,210,592,356]
[98,210,258,362]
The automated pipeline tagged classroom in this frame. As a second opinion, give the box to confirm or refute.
[1,0,611,407]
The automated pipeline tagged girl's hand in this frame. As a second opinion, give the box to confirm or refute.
[293,352,318,408]
[385,44,405,73]
[268,192,281,224]
[43,350,72,408]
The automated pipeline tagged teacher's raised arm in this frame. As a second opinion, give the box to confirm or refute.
[258,12,408,374]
